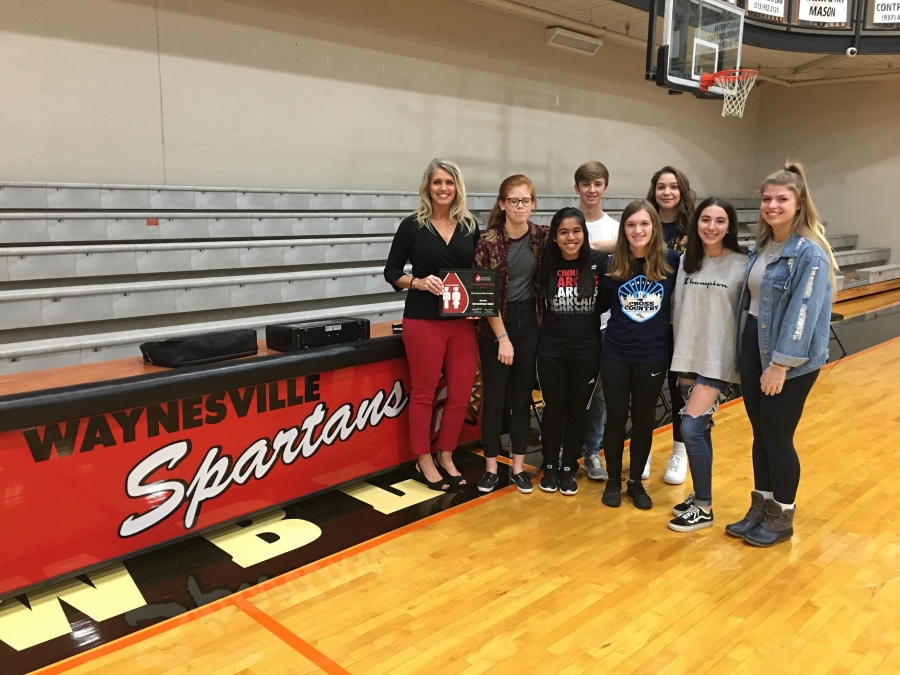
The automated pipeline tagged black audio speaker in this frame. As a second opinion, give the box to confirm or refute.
[265,317,370,352]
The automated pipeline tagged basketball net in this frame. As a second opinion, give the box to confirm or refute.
[700,69,758,119]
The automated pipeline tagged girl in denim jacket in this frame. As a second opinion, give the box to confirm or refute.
[726,162,837,547]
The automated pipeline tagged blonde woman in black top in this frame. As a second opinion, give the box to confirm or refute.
[384,159,480,492]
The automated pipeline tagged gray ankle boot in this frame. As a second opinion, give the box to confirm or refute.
[743,502,795,547]
[724,490,767,538]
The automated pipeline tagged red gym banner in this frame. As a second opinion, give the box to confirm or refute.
[0,357,481,598]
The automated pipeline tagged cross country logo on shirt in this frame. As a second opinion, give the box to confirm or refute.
[618,275,664,323]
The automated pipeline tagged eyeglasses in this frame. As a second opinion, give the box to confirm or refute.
[505,198,534,207]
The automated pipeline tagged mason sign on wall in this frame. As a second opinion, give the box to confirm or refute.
[798,0,848,21]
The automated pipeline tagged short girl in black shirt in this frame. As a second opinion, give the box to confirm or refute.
[537,207,608,496]
[599,199,679,510]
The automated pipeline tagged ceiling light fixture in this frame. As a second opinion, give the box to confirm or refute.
[545,27,603,56]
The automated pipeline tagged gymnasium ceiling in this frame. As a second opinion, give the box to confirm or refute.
[461,0,900,85]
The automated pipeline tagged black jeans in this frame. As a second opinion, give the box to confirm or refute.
[478,300,540,458]
[739,316,818,504]
[601,356,668,482]
[537,350,601,470]
[667,325,684,444]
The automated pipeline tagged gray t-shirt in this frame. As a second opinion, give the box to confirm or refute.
[507,234,538,302]
[671,251,747,383]
[747,240,787,317]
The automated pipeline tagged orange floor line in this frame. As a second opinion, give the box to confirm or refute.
[232,595,351,675]
[243,482,518,599]
[32,602,228,675]
[32,339,890,675]
[33,483,518,675]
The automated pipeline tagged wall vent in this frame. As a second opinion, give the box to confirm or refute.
[545,27,603,56]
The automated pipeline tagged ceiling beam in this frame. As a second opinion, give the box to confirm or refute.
[793,53,846,74]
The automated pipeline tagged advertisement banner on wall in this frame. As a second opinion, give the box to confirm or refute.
[748,0,786,18]
[0,357,483,598]
[798,0,848,22]
[874,0,900,23]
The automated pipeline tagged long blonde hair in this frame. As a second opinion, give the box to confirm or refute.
[607,200,673,282]
[757,161,838,287]
[415,158,477,235]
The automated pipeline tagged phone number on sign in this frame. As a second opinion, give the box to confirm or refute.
[752,1,783,14]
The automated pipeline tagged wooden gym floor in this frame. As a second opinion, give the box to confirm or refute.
[34,333,900,674]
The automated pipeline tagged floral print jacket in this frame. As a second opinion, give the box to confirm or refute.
[472,221,549,341]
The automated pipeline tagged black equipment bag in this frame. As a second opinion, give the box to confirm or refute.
[140,329,258,368]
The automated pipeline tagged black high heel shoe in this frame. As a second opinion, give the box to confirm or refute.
[414,460,450,492]
[435,453,467,490]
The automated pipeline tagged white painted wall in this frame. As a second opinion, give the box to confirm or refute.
[0,0,759,196]
[753,80,900,256]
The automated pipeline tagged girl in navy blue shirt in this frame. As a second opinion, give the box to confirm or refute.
[599,199,679,510]
[647,166,697,485]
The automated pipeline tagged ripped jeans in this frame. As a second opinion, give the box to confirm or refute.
[677,375,731,507]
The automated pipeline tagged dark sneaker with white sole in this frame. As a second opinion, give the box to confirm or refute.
[668,505,714,532]
[539,465,558,493]
[671,491,696,517]
[511,471,533,494]
[558,467,578,496]
[477,471,499,493]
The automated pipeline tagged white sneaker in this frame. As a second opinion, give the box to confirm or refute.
[641,451,651,480]
[664,453,688,485]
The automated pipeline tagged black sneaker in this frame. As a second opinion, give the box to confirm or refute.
[626,480,653,510]
[671,491,696,516]
[558,467,578,496]
[602,480,621,507]
[668,505,714,532]
[511,471,533,494]
[477,471,499,493]
[539,465,558,493]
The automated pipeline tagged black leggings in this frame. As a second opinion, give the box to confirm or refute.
[537,351,601,469]
[739,316,819,504]
[601,356,667,482]
[667,326,684,444]
[478,301,540,458]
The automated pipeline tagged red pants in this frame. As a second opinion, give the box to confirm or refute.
[402,318,478,455]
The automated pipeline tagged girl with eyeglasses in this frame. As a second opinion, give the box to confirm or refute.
[473,175,547,494]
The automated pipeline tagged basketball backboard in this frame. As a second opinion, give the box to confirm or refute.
[653,0,746,98]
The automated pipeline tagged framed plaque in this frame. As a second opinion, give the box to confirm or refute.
[438,269,499,317]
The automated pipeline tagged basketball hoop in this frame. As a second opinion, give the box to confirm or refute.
[699,69,758,119]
